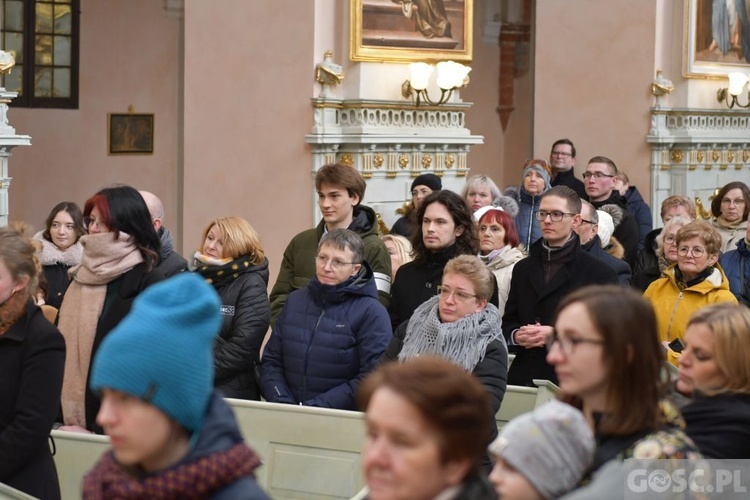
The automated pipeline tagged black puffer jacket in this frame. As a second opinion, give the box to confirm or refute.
[203,257,271,400]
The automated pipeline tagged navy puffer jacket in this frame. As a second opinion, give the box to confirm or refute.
[261,262,391,410]
[719,239,750,305]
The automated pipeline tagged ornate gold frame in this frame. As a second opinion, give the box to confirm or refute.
[350,0,473,63]
[684,0,750,79]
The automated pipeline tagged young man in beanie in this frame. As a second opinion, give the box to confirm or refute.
[390,173,442,238]
[270,163,391,325]
[83,273,269,499]
[488,400,594,500]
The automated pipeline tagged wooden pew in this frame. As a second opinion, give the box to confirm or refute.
[51,380,559,500]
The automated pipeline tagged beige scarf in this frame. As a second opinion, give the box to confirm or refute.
[58,232,144,427]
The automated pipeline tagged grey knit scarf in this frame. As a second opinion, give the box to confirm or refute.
[398,295,503,372]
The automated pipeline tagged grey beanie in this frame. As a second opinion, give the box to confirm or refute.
[488,400,594,499]
[522,162,552,192]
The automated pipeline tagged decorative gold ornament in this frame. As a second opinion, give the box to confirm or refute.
[373,152,383,168]
[340,153,354,167]
[446,153,455,169]
[712,150,720,163]
[728,151,735,163]
[422,154,432,169]
[399,153,409,169]
[744,150,750,163]
[386,171,397,178]
[697,151,704,163]
[670,149,684,163]
[688,165,697,171]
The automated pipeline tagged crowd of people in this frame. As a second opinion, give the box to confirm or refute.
[2,137,750,499]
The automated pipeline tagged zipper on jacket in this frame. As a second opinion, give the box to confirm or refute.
[666,291,684,341]
[301,306,326,403]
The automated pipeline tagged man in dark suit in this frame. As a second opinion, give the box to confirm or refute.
[576,200,632,286]
[502,186,618,387]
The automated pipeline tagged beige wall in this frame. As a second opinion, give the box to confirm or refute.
[182,1,315,275]
[534,0,656,201]
[8,0,180,236]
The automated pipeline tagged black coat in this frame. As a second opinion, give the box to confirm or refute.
[582,236,632,286]
[589,192,640,268]
[0,300,65,500]
[84,262,164,433]
[632,227,662,291]
[209,258,271,400]
[42,263,73,310]
[502,236,618,386]
[388,244,500,331]
[551,168,587,199]
[682,392,750,459]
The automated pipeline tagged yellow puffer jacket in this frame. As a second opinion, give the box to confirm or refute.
[644,264,737,365]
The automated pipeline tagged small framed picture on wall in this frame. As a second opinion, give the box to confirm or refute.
[108,113,154,155]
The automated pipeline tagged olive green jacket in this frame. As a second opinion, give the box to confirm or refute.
[270,205,391,325]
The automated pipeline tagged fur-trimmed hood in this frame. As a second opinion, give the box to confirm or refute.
[33,231,83,267]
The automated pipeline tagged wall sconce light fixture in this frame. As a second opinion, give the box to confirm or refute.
[401,61,471,106]
[717,72,750,109]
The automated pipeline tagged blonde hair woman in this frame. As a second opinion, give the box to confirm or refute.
[677,303,750,458]
[191,216,270,400]
[381,234,413,281]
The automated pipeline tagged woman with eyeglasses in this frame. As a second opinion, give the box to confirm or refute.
[675,303,750,459]
[32,202,86,310]
[504,159,552,251]
[644,220,737,365]
[546,285,701,493]
[262,229,391,409]
[709,181,750,253]
[382,254,507,471]
[632,215,692,291]
[191,216,270,401]
[57,185,164,434]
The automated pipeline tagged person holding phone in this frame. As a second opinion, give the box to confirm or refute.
[644,220,737,365]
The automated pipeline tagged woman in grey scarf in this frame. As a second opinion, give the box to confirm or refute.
[381,254,508,471]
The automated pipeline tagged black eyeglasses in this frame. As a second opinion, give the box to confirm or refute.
[546,332,605,355]
[535,210,576,222]
[580,219,596,225]
[582,172,615,180]
[551,151,573,157]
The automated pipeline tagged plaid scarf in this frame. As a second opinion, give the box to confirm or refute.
[82,442,262,499]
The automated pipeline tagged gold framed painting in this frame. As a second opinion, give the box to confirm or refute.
[108,113,155,155]
[350,0,473,63]
[684,0,750,78]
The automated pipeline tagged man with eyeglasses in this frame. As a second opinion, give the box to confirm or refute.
[549,138,586,198]
[583,156,640,268]
[270,163,392,326]
[261,228,391,410]
[503,186,618,387]
[574,201,632,285]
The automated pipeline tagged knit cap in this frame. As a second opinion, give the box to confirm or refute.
[488,400,594,499]
[411,173,442,192]
[522,160,552,192]
[597,210,615,248]
[89,273,222,432]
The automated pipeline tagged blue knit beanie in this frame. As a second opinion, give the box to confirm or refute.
[90,273,221,432]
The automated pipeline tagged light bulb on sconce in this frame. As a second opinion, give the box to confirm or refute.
[401,61,471,106]
[717,72,750,109]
